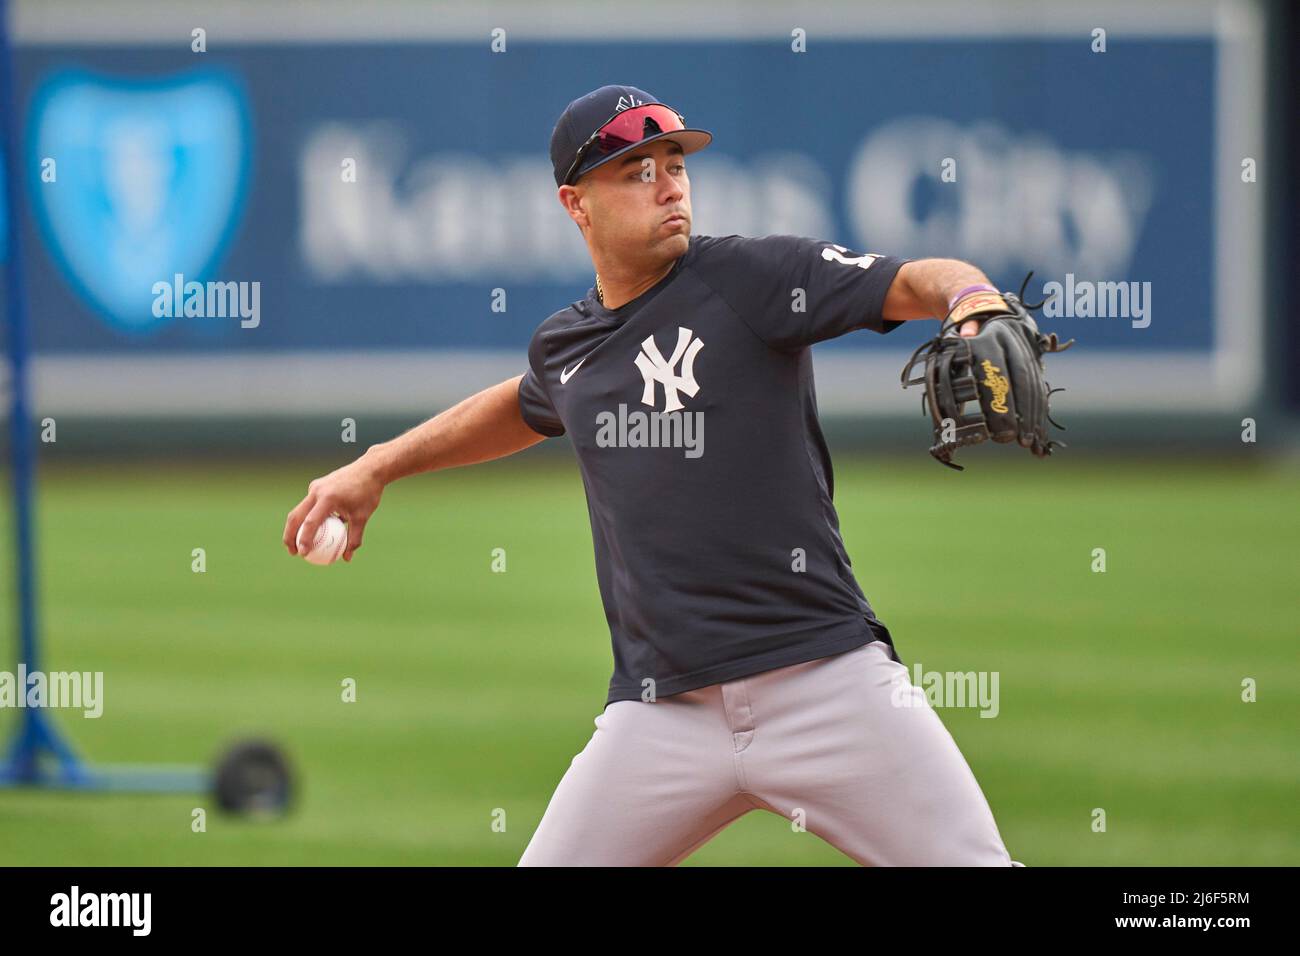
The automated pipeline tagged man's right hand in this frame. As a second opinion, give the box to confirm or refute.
[282,374,547,563]
[283,454,386,562]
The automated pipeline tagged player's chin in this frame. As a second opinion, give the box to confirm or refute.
[655,229,690,255]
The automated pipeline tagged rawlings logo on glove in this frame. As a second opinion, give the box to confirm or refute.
[979,360,1010,414]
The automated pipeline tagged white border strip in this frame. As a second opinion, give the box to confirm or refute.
[1213,0,1266,405]
[25,351,1245,416]
[13,0,1227,44]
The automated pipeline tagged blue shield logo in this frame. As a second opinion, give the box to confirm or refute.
[0,147,7,262]
[28,69,250,333]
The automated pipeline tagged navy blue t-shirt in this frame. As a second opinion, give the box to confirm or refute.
[519,234,910,707]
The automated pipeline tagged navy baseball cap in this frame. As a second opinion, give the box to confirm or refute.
[550,85,712,187]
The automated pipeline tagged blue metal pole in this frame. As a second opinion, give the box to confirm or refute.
[0,0,53,782]
[0,0,86,784]
[0,0,36,671]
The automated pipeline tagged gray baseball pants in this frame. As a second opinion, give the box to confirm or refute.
[518,639,1020,866]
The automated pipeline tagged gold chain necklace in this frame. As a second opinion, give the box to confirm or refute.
[595,274,605,304]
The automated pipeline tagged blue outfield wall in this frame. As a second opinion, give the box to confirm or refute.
[0,11,1276,427]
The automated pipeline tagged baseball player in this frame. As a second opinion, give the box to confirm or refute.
[284,85,1025,866]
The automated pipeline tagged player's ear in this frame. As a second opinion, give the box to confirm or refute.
[557,184,588,229]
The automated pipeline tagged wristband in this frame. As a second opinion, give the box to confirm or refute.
[948,289,1007,325]
[947,283,999,312]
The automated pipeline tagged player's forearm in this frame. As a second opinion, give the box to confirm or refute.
[362,375,545,485]
[884,259,995,322]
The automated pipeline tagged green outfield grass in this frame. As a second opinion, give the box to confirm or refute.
[0,452,1297,866]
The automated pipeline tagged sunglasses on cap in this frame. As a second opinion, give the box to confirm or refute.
[561,103,691,186]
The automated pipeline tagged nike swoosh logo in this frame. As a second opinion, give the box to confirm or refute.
[559,357,587,384]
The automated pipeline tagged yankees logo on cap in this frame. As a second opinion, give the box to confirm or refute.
[550,84,713,187]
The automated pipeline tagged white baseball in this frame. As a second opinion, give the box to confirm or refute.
[297,514,348,566]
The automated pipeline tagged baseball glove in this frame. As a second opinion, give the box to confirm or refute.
[900,274,1075,471]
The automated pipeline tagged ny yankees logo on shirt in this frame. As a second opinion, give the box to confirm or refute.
[635,327,703,412]
[594,326,705,458]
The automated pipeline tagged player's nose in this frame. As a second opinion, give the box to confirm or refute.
[658,169,684,202]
